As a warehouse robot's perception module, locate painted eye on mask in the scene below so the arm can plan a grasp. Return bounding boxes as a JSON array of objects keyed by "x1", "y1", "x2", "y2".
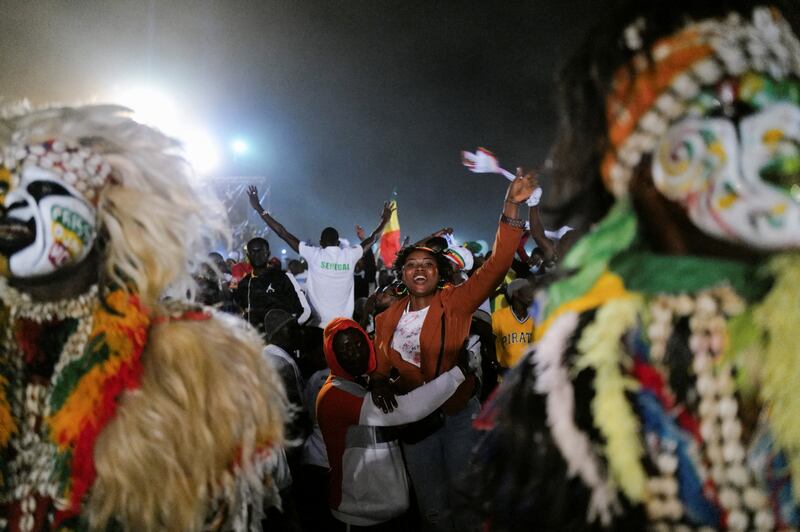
[
  {"x1": 27, "y1": 180, "x2": 73, "y2": 201},
  {"x1": 651, "y1": 102, "x2": 800, "y2": 249},
  {"x1": 759, "y1": 134, "x2": 800, "y2": 199},
  {"x1": 739, "y1": 102, "x2": 800, "y2": 203},
  {"x1": 652, "y1": 117, "x2": 737, "y2": 202}
]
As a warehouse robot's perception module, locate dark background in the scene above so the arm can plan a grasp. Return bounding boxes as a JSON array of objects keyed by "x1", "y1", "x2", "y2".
[{"x1": 0, "y1": 0, "x2": 603, "y2": 252}]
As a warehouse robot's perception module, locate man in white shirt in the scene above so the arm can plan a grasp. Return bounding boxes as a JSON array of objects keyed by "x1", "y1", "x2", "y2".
[
  {"x1": 299, "y1": 227, "x2": 365, "y2": 327},
  {"x1": 247, "y1": 185, "x2": 394, "y2": 328}
]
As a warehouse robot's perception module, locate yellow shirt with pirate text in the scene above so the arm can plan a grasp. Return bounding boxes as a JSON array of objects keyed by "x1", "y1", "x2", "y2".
[{"x1": 492, "y1": 305, "x2": 535, "y2": 369}]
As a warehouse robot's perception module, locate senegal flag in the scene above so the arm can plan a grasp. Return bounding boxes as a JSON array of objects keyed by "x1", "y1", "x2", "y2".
[{"x1": 379, "y1": 198, "x2": 400, "y2": 268}]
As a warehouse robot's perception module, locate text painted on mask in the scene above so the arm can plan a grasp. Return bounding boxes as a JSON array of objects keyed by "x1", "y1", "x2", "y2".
[{"x1": 51, "y1": 205, "x2": 93, "y2": 245}]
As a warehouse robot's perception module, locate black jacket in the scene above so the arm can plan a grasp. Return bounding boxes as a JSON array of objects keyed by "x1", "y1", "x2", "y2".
[{"x1": 235, "y1": 270, "x2": 304, "y2": 329}]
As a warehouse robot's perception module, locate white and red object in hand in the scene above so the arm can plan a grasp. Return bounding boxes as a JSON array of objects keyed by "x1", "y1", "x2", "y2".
[{"x1": 461, "y1": 147, "x2": 542, "y2": 206}]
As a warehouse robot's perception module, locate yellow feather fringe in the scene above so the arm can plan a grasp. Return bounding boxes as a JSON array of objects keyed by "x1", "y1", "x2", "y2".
[
  {"x1": 753, "y1": 253, "x2": 800, "y2": 500},
  {"x1": 575, "y1": 296, "x2": 647, "y2": 504},
  {"x1": 535, "y1": 271, "x2": 628, "y2": 341}
]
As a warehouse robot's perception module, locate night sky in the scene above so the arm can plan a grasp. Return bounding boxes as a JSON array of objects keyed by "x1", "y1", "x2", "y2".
[{"x1": 0, "y1": 0, "x2": 603, "y2": 253}]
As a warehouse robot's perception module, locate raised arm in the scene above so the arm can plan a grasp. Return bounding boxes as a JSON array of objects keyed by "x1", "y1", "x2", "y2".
[
  {"x1": 360, "y1": 201, "x2": 394, "y2": 250},
  {"x1": 453, "y1": 168, "x2": 538, "y2": 313},
  {"x1": 412, "y1": 227, "x2": 454, "y2": 247},
  {"x1": 247, "y1": 185, "x2": 301, "y2": 253},
  {"x1": 355, "y1": 225, "x2": 378, "y2": 281},
  {"x1": 527, "y1": 203, "x2": 557, "y2": 267}
]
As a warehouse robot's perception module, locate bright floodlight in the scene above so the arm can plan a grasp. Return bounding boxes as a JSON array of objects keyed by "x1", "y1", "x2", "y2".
[
  {"x1": 281, "y1": 249, "x2": 287, "y2": 255},
  {"x1": 231, "y1": 138, "x2": 249, "y2": 155},
  {"x1": 183, "y1": 128, "x2": 220, "y2": 175},
  {"x1": 115, "y1": 86, "x2": 180, "y2": 133},
  {"x1": 110, "y1": 84, "x2": 220, "y2": 176}
]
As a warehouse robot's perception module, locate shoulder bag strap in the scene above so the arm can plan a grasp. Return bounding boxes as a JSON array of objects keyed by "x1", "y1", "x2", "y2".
[{"x1": 434, "y1": 312, "x2": 445, "y2": 377}]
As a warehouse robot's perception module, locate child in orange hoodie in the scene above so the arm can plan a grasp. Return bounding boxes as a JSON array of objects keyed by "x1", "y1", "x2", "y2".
[{"x1": 317, "y1": 317, "x2": 468, "y2": 529}]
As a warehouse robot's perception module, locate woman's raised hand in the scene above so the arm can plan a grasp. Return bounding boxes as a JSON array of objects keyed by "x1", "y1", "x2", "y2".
[{"x1": 506, "y1": 167, "x2": 539, "y2": 204}]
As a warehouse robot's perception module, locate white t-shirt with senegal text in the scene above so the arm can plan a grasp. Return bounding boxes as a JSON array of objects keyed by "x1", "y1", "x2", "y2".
[{"x1": 299, "y1": 242, "x2": 363, "y2": 328}]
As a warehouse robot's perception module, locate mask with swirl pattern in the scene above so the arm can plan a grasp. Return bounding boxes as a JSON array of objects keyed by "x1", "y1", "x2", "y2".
[{"x1": 653, "y1": 96, "x2": 800, "y2": 250}]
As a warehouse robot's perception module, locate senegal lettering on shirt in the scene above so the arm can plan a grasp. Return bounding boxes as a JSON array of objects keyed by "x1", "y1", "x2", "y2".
[
  {"x1": 299, "y1": 241, "x2": 363, "y2": 328},
  {"x1": 320, "y1": 261, "x2": 350, "y2": 271}
]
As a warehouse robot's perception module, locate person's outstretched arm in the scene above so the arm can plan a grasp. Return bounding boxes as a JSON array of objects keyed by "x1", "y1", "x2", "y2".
[
  {"x1": 356, "y1": 225, "x2": 378, "y2": 282},
  {"x1": 454, "y1": 168, "x2": 539, "y2": 313},
  {"x1": 527, "y1": 204, "x2": 557, "y2": 266},
  {"x1": 412, "y1": 227, "x2": 453, "y2": 247},
  {"x1": 360, "y1": 202, "x2": 395, "y2": 250},
  {"x1": 360, "y1": 366, "x2": 466, "y2": 426},
  {"x1": 247, "y1": 185, "x2": 301, "y2": 253}
]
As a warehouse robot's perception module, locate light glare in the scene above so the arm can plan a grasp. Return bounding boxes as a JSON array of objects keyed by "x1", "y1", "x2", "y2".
[
  {"x1": 183, "y1": 129, "x2": 220, "y2": 176},
  {"x1": 231, "y1": 138, "x2": 249, "y2": 155},
  {"x1": 109, "y1": 84, "x2": 220, "y2": 175}
]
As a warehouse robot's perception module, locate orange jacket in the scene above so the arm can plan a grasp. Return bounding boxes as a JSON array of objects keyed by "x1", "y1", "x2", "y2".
[{"x1": 374, "y1": 220, "x2": 523, "y2": 414}]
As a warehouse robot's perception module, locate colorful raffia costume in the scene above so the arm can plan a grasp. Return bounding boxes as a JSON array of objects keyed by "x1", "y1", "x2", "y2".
[
  {"x1": 0, "y1": 106, "x2": 287, "y2": 531},
  {"x1": 468, "y1": 4, "x2": 800, "y2": 531}
]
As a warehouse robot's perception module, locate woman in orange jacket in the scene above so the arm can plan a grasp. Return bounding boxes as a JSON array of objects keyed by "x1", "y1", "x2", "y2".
[{"x1": 371, "y1": 169, "x2": 537, "y2": 531}]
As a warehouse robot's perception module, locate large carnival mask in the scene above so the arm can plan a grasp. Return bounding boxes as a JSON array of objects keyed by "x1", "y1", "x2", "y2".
[
  {"x1": 0, "y1": 140, "x2": 109, "y2": 278},
  {"x1": 653, "y1": 78, "x2": 800, "y2": 249},
  {"x1": 602, "y1": 8, "x2": 800, "y2": 251}
]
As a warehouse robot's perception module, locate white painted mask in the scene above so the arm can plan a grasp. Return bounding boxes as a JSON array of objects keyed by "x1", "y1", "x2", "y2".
[
  {"x1": 0, "y1": 141, "x2": 109, "y2": 278},
  {"x1": 652, "y1": 101, "x2": 800, "y2": 250}
]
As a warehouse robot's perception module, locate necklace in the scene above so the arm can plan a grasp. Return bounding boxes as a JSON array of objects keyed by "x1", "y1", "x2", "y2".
[
  {"x1": 645, "y1": 286, "x2": 773, "y2": 530},
  {"x1": 0, "y1": 284, "x2": 97, "y2": 532},
  {"x1": 1, "y1": 286, "x2": 151, "y2": 527},
  {"x1": 0, "y1": 278, "x2": 99, "y2": 322},
  {"x1": 688, "y1": 289, "x2": 773, "y2": 531}
]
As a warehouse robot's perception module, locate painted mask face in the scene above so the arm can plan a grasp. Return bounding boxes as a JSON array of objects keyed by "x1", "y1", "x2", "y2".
[
  {"x1": 652, "y1": 75, "x2": 800, "y2": 250},
  {"x1": 0, "y1": 141, "x2": 108, "y2": 278}
]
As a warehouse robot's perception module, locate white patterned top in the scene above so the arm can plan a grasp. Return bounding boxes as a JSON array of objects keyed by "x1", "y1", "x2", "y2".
[{"x1": 391, "y1": 305, "x2": 430, "y2": 368}]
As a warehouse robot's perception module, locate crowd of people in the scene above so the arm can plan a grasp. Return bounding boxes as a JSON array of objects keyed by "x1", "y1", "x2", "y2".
[
  {"x1": 2, "y1": 0, "x2": 800, "y2": 531},
  {"x1": 193, "y1": 169, "x2": 543, "y2": 531}
]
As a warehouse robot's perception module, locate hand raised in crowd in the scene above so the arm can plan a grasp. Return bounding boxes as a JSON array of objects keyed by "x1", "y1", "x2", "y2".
[
  {"x1": 355, "y1": 224, "x2": 366, "y2": 241},
  {"x1": 506, "y1": 167, "x2": 539, "y2": 204},
  {"x1": 537, "y1": 239, "x2": 558, "y2": 266},
  {"x1": 247, "y1": 185, "x2": 264, "y2": 213},
  {"x1": 370, "y1": 376, "x2": 398, "y2": 413},
  {"x1": 432, "y1": 227, "x2": 454, "y2": 238},
  {"x1": 380, "y1": 201, "x2": 395, "y2": 223}
]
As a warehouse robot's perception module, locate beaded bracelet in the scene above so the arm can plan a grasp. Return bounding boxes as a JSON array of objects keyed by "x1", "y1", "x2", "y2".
[{"x1": 500, "y1": 213, "x2": 526, "y2": 229}]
